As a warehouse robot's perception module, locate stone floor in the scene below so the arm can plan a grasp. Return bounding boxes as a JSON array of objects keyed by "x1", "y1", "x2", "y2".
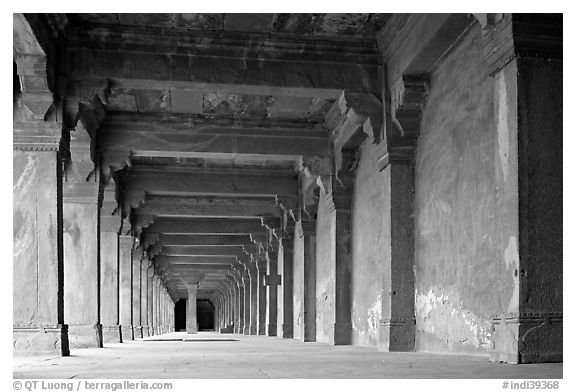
[{"x1": 13, "y1": 332, "x2": 562, "y2": 379}]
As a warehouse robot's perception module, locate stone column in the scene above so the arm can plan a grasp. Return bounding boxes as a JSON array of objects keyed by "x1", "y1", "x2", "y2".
[
  {"x1": 13, "y1": 118, "x2": 69, "y2": 355},
  {"x1": 241, "y1": 266, "x2": 251, "y2": 335},
  {"x1": 482, "y1": 14, "x2": 562, "y2": 364},
  {"x1": 154, "y1": 277, "x2": 161, "y2": 335},
  {"x1": 186, "y1": 285, "x2": 198, "y2": 334},
  {"x1": 331, "y1": 172, "x2": 354, "y2": 345},
  {"x1": 132, "y1": 249, "x2": 143, "y2": 339},
  {"x1": 256, "y1": 257, "x2": 268, "y2": 335},
  {"x1": 266, "y1": 238, "x2": 280, "y2": 336},
  {"x1": 294, "y1": 219, "x2": 317, "y2": 342},
  {"x1": 119, "y1": 235, "x2": 133, "y2": 341},
  {"x1": 248, "y1": 260, "x2": 259, "y2": 335},
  {"x1": 279, "y1": 236, "x2": 294, "y2": 338},
  {"x1": 237, "y1": 274, "x2": 245, "y2": 334},
  {"x1": 63, "y1": 168, "x2": 102, "y2": 349},
  {"x1": 140, "y1": 259, "x2": 149, "y2": 337},
  {"x1": 99, "y1": 201, "x2": 122, "y2": 344},
  {"x1": 147, "y1": 268, "x2": 154, "y2": 335}
]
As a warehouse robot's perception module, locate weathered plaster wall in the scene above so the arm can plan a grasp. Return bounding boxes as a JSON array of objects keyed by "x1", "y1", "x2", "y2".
[
  {"x1": 315, "y1": 191, "x2": 336, "y2": 344},
  {"x1": 293, "y1": 222, "x2": 305, "y2": 341},
  {"x1": 351, "y1": 141, "x2": 388, "y2": 347},
  {"x1": 415, "y1": 24, "x2": 499, "y2": 355},
  {"x1": 63, "y1": 202, "x2": 99, "y2": 325},
  {"x1": 13, "y1": 151, "x2": 60, "y2": 326}
]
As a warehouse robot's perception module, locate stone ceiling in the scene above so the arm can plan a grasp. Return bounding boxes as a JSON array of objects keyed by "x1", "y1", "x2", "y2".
[
  {"x1": 67, "y1": 13, "x2": 392, "y2": 37},
  {"x1": 29, "y1": 13, "x2": 389, "y2": 300}
]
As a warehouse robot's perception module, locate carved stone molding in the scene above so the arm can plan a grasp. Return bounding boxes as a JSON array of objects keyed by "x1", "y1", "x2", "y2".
[
  {"x1": 13, "y1": 121, "x2": 62, "y2": 152},
  {"x1": 491, "y1": 312, "x2": 563, "y2": 325},
  {"x1": 480, "y1": 13, "x2": 562, "y2": 77}
]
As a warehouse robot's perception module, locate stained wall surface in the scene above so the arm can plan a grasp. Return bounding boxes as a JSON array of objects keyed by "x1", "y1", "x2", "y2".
[
  {"x1": 414, "y1": 24, "x2": 500, "y2": 355},
  {"x1": 315, "y1": 191, "x2": 335, "y2": 344},
  {"x1": 351, "y1": 141, "x2": 389, "y2": 347},
  {"x1": 292, "y1": 222, "x2": 305, "y2": 341}
]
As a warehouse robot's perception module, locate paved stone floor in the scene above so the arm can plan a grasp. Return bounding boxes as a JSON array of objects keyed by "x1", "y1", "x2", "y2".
[{"x1": 13, "y1": 332, "x2": 562, "y2": 379}]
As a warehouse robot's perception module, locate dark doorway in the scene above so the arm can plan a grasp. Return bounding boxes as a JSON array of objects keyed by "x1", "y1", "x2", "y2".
[
  {"x1": 174, "y1": 299, "x2": 186, "y2": 331},
  {"x1": 197, "y1": 299, "x2": 215, "y2": 331}
]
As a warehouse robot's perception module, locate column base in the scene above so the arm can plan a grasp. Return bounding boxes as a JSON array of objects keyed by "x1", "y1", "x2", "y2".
[
  {"x1": 141, "y1": 325, "x2": 150, "y2": 337},
  {"x1": 303, "y1": 323, "x2": 316, "y2": 342},
  {"x1": 102, "y1": 325, "x2": 122, "y2": 344},
  {"x1": 333, "y1": 322, "x2": 352, "y2": 345},
  {"x1": 243, "y1": 325, "x2": 250, "y2": 335},
  {"x1": 120, "y1": 325, "x2": 134, "y2": 341},
  {"x1": 267, "y1": 324, "x2": 277, "y2": 336},
  {"x1": 68, "y1": 323, "x2": 102, "y2": 349},
  {"x1": 13, "y1": 324, "x2": 70, "y2": 356},
  {"x1": 282, "y1": 323, "x2": 293, "y2": 339},
  {"x1": 490, "y1": 313, "x2": 563, "y2": 364},
  {"x1": 249, "y1": 325, "x2": 257, "y2": 335},
  {"x1": 377, "y1": 318, "x2": 415, "y2": 352},
  {"x1": 220, "y1": 326, "x2": 234, "y2": 333},
  {"x1": 133, "y1": 326, "x2": 143, "y2": 339}
]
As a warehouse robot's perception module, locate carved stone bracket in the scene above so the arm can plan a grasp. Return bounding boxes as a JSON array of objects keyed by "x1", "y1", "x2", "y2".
[
  {"x1": 390, "y1": 75, "x2": 429, "y2": 139},
  {"x1": 325, "y1": 91, "x2": 382, "y2": 180}
]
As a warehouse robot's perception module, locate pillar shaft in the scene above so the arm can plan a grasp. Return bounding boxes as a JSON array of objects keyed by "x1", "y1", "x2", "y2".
[
  {"x1": 132, "y1": 250, "x2": 142, "y2": 338},
  {"x1": 119, "y1": 236, "x2": 133, "y2": 340},
  {"x1": 237, "y1": 280, "x2": 245, "y2": 334},
  {"x1": 147, "y1": 269, "x2": 154, "y2": 335},
  {"x1": 266, "y1": 241, "x2": 279, "y2": 336},
  {"x1": 186, "y1": 285, "x2": 198, "y2": 334},
  {"x1": 294, "y1": 220, "x2": 317, "y2": 342},
  {"x1": 257, "y1": 260, "x2": 267, "y2": 335},
  {"x1": 332, "y1": 173, "x2": 354, "y2": 345},
  {"x1": 377, "y1": 163, "x2": 416, "y2": 351},
  {"x1": 63, "y1": 183, "x2": 102, "y2": 349},
  {"x1": 280, "y1": 237, "x2": 294, "y2": 338},
  {"x1": 248, "y1": 264, "x2": 258, "y2": 335},
  {"x1": 242, "y1": 269, "x2": 251, "y2": 335},
  {"x1": 140, "y1": 260, "x2": 149, "y2": 337},
  {"x1": 13, "y1": 123, "x2": 69, "y2": 355},
  {"x1": 485, "y1": 14, "x2": 562, "y2": 364},
  {"x1": 100, "y1": 217, "x2": 121, "y2": 343}
]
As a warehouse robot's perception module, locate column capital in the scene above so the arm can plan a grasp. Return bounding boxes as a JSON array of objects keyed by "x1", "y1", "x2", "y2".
[
  {"x1": 100, "y1": 215, "x2": 121, "y2": 233},
  {"x1": 13, "y1": 121, "x2": 63, "y2": 152}
]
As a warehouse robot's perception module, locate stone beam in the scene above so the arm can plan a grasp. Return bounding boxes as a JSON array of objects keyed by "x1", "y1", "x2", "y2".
[
  {"x1": 65, "y1": 22, "x2": 380, "y2": 66},
  {"x1": 62, "y1": 25, "x2": 380, "y2": 94},
  {"x1": 117, "y1": 171, "x2": 298, "y2": 213},
  {"x1": 156, "y1": 255, "x2": 237, "y2": 265},
  {"x1": 98, "y1": 112, "x2": 330, "y2": 171},
  {"x1": 378, "y1": 13, "x2": 475, "y2": 86},
  {"x1": 162, "y1": 246, "x2": 245, "y2": 256},
  {"x1": 146, "y1": 235, "x2": 253, "y2": 249},
  {"x1": 134, "y1": 196, "x2": 280, "y2": 219},
  {"x1": 143, "y1": 218, "x2": 270, "y2": 235}
]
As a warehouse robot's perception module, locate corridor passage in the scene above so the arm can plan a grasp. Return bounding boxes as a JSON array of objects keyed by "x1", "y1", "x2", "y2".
[{"x1": 14, "y1": 332, "x2": 562, "y2": 379}]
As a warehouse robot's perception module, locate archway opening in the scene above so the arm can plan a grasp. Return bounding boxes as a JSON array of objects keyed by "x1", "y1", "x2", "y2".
[
  {"x1": 197, "y1": 299, "x2": 215, "y2": 331},
  {"x1": 174, "y1": 299, "x2": 187, "y2": 332}
]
